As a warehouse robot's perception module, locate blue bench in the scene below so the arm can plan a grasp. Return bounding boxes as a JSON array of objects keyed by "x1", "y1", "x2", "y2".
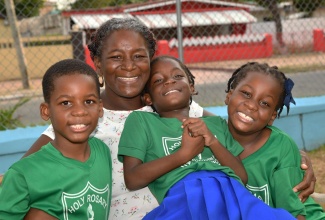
[{"x1": 1, "y1": 95, "x2": 325, "y2": 174}]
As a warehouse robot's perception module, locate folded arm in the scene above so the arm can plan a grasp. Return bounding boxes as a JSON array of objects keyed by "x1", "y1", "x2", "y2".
[{"x1": 123, "y1": 126, "x2": 205, "y2": 190}]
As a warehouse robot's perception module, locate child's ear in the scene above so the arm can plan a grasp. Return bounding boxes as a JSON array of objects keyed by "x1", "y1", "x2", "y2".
[
  {"x1": 190, "y1": 84, "x2": 198, "y2": 95},
  {"x1": 267, "y1": 110, "x2": 278, "y2": 126},
  {"x1": 225, "y1": 90, "x2": 233, "y2": 105},
  {"x1": 143, "y1": 93, "x2": 153, "y2": 106},
  {"x1": 40, "y1": 103, "x2": 50, "y2": 121}
]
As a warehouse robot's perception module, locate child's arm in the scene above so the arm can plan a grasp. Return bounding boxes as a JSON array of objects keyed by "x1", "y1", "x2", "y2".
[
  {"x1": 123, "y1": 126, "x2": 205, "y2": 190},
  {"x1": 24, "y1": 208, "x2": 58, "y2": 220},
  {"x1": 297, "y1": 215, "x2": 306, "y2": 220},
  {"x1": 182, "y1": 118, "x2": 248, "y2": 184}
]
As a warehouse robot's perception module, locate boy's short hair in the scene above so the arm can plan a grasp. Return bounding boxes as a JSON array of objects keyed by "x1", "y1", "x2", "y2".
[{"x1": 42, "y1": 59, "x2": 100, "y2": 103}]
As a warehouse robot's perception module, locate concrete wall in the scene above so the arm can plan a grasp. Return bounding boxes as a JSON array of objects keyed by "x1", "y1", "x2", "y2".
[{"x1": 1, "y1": 95, "x2": 325, "y2": 174}]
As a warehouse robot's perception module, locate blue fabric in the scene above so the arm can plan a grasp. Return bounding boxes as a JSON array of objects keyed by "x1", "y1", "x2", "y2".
[{"x1": 143, "y1": 170, "x2": 295, "y2": 220}]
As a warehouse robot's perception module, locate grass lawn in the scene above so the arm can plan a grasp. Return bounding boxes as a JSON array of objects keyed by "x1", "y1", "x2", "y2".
[{"x1": 309, "y1": 145, "x2": 325, "y2": 194}]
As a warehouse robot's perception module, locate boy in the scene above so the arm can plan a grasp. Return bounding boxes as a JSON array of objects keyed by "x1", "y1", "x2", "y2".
[{"x1": 0, "y1": 59, "x2": 112, "y2": 219}]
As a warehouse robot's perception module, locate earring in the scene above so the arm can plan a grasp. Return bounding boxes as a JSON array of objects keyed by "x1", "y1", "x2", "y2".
[{"x1": 99, "y1": 75, "x2": 104, "y2": 87}]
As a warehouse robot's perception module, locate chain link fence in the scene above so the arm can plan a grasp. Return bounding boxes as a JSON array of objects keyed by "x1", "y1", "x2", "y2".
[{"x1": 0, "y1": 0, "x2": 325, "y2": 129}]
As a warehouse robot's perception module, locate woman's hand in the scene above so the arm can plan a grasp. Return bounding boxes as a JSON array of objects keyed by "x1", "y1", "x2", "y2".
[{"x1": 293, "y1": 150, "x2": 316, "y2": 202}]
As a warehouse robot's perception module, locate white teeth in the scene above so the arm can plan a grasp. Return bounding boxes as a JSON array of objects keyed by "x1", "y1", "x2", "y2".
[
  {"x1": 164, "y1": 90, "x2": 178, "y2": 95},
  {"x1": 71, "y1": 124, "x2": 86, "y2": 129},
  {"x1": 238, "y1": 112, "x2": 253, "y2": 122},
  {"x1": 118, "y1": 77, "x2": 138, "y2": 81}
]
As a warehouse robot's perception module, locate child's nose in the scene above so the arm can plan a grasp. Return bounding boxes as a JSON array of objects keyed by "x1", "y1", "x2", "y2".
[
  {"x1": 164, "y1": 78, "x2": 176, "y2": 86},
  {"x1": 244, "y1": 99, "x2": 258, "y2": 111},
  {"x1": 71, "y1": 105, "x2": 88, "y2": 116}
]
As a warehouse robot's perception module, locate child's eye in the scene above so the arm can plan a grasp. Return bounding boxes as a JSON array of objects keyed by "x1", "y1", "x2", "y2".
[
  {"x1": 260, "y1": 101, "x2": 270, "y2": 107},
  {"x1": 241, "y1": 91, "x2": 251, "y2": 98},
  {"x1": 85, "y1": 100, "x2": 95, "y2": 105},
  {"x1": 61, "y1": 101, "x2": 70, "y2": 106},
  {"x1": 153, "y1": 78, "x2": 162, "y2": 84},
  {"x1": 174, "y1": 74, "x2": 184, "y2": 79}
]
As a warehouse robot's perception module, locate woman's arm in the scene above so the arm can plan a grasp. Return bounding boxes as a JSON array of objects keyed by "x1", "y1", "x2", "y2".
[
  {"x1": 22, "y1": 135, "x2": 52, "y2": 158},
  {"x1": 293, "y1": 150, "x2": 316, "y2": 202},
  {"x1": 123, "y1": 126, "x2": 205, "y2": 190}
]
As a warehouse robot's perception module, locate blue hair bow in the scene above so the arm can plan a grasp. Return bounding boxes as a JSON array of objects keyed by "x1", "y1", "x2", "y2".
[{"x1": 283, "y1": 78, "x2": 296, "y2": 115}]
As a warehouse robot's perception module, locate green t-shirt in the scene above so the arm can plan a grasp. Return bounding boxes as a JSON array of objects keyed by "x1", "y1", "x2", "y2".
[
  {"x1": 243, "y1": 126, "x2": 325, "y2": 219},
  {"x1": 0, "y1": 137, "x2": 112, "y2": 220},
  {"x1": 118, "y1": 111, "x2": 243, "y2": 203}
]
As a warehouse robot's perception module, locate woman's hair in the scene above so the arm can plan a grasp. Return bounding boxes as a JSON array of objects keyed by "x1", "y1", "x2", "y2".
[
  {"x1": 88, "y1": 17, "x2": 157, "y2": 60},
  {"x1": 42, "y1": 59, "x2": 100, "y2": 103},
  {"x1": 225, "y1": 62, "x2": 295, "y2": 117}
]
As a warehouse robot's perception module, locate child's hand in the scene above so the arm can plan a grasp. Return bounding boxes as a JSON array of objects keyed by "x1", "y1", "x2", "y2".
[
  {"x1": 180, "y1": 124, "x2": 205, "y2": 160},
  {"x1": 182, "y1": 118, "x2": 217, "y2": 147}
]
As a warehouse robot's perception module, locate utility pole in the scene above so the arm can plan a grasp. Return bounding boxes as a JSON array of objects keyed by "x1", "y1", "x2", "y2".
[
  {"x1": 5, "y1": 0, "x2": 30, "y2": 89},
  {"x1": 176, "y1": 0, "x2": 184, "y2": 62}
]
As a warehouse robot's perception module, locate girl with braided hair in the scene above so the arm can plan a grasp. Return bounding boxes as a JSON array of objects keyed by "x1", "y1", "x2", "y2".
[
  {"x1": 225, "y1": 62, "x2": 325, "y2": 219},
  {"x1": 118, "y1": 56, "x2": 296, "y2": 219}
]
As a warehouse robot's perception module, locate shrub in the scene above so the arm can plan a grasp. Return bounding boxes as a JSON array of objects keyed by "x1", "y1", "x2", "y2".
[{"x1": 0, "y1": 97, "x2": 30, "y2": 130}]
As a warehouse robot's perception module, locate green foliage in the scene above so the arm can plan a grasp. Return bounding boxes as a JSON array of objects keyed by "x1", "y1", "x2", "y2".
[
  {"x1": 293, "y1": 0, "x2": 323, "y2": 16},
  {"x1": 0, "y1": 97, "x2": 30, "y2": 131},
  {"x1": 71, "y1": 0, "x2": 148, "y2": 9},
  {"x1": 0, "y1": 0, "x2": 44, "y2": 18}
]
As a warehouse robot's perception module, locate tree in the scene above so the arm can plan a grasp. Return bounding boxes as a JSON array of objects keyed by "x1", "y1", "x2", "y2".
[
  {"x1": 255, "y1": 0, "x2": 285, "y2": 47},
  {"x1": 293, "y1": 0, "x2": 323, "y2": 17},
  {"x1": 71, "y1": 0, "x2": 148, "y2": 9},
  {"x1": 0, "y1": 0, "x2": 44, "y2": 18}
]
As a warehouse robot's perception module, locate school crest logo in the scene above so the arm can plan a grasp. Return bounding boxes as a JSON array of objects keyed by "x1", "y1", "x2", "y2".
[
  {"x1": 246, "y1": 184, "x2": 270, "y2": 205},
  {"x1": 161, "y1": 136, "x2": 218, "y2": 166},
  {"x1": 61, "y1": 181, "x2": 110, "y2": 220}
]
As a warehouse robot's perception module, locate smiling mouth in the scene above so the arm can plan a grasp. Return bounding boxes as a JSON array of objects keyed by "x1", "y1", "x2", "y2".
[
  {"x1": 118, "y1": 76, "x2": 138, "y2": 82},
  {"x1": 164, "y1": 90, "x2": 179, "y2": 96},
  {"x1": 70, "y1": 124, "x2": 88, "y2": 132},
  {"x1": 238, "y1": 112, "x2": 253, "y2": 122}
]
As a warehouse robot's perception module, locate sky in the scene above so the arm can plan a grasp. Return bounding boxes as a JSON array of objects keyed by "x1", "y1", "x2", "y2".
[{"x1": 48, "y1": 0, "x2": 76, "y2": 10}]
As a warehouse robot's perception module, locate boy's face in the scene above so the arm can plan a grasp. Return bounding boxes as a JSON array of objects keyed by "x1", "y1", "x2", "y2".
[
  {"x1": 40, "y1": 74, "x2": 103, "y2": 145},
  {"x1": 225, "y1": 71, "x2": 280, "y2": 135},
  {"x1": 144, "y1": 58, "x2": 194, "y2": 113}
]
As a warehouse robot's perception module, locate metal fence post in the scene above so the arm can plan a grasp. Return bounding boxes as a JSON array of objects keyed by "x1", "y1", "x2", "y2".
[
  {"x1": 176, "y1": 0, "x2": 184, "y2": 62},
  {"x1": 71, "y1": 30, "x2": 86, "y2": 62}
]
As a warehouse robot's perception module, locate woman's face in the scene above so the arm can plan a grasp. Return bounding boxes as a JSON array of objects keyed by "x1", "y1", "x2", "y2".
[{"x1": 95, "y1": 29, "x2": 151, "y2": 100}]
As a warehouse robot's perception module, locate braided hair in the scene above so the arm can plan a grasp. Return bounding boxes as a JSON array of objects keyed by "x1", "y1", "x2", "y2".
[
  {"x1": 88, "y1": 17, "x2": 157, "y2": 61},
  {"x1": 225, "y1": 62, "x2": 294, "y2": 117},
  {"x1": 144, "y1": 55, "x2": 198, "y2": 111}
]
